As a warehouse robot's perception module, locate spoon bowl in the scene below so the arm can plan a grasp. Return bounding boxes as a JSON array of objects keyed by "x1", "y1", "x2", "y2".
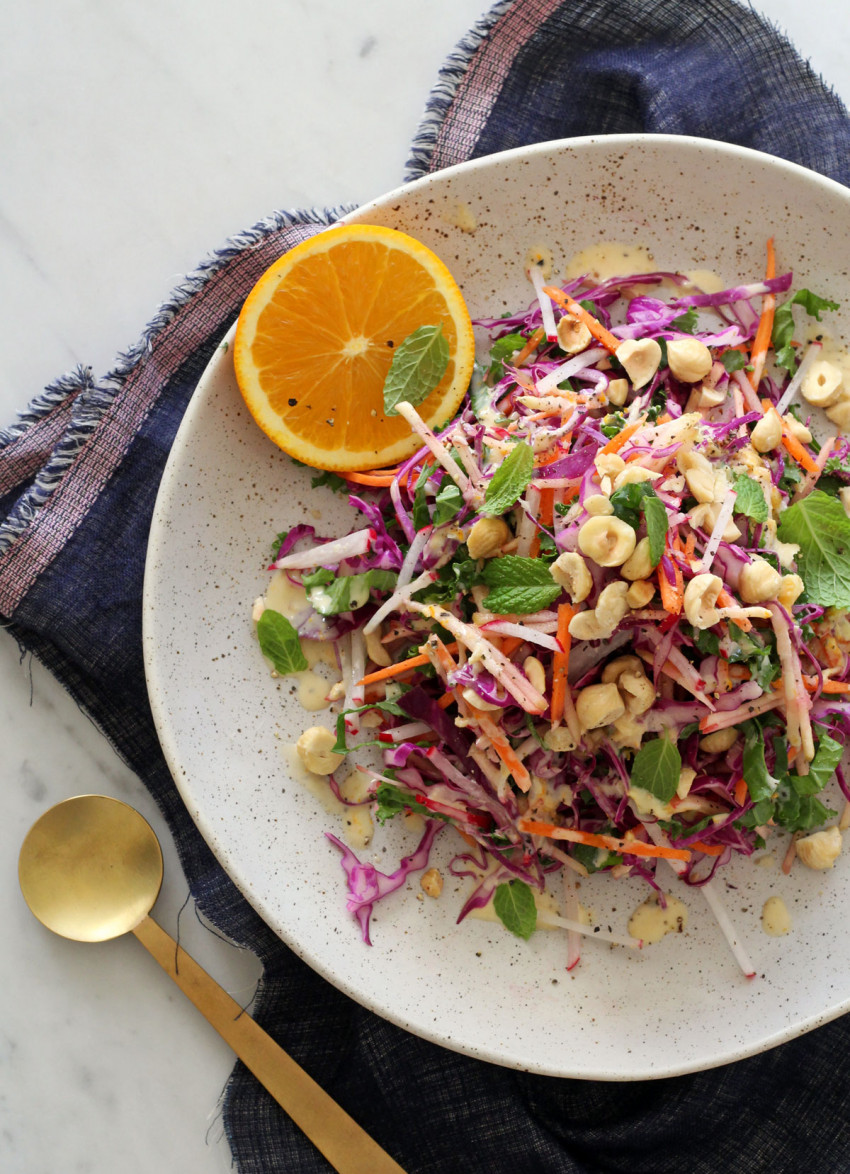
[
  {"x1": 18, "y1": 794, "x2": 405, "y2": 1174},
  {"x1": 18, "y1": 794, "x2": 163, "y2": 942}
]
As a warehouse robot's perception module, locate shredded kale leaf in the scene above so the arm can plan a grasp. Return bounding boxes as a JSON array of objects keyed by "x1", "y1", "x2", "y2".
[{"x1": 772, "y1": 289, "x2": 840, "y2": 376}]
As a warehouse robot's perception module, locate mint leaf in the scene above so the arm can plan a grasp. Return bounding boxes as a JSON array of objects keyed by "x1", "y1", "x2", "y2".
[
  {"x1": 778, "y1": 461, "x2": 803, "y2": 497},
  {"x1": 256, "y1": 609, "x2": 308, "y2": 674},
  {"x1": 482, "y1": 552, "x2": 562, "y2": 609},
  {"x1": 383, "y1": 324, "x2": 449, "y2": 415},
  {"x1": 304, "y1": 569, "x2": 398, "y2": 616},
  {"x1": 642, "y1": 492, "x2": 669, "y2": 567},
  {"x1": 610, "y1": 481, "x2": 652, "y2": 529},
  {"x1": 731, "y1": 473, "x2": 768, "y2": 524},
  {"x1": 721, "y1": 349, "x2": 748, "y2": 373},
  {"x1": 610, "y1": 482, "x2": 667, "y2": 566},
  {"x1": 776, "y1": 490, "x2": 850, "y2": 607},
  {"x1": 483, "y1": 555, "x2": 556, "y2": 588},
  {"x1": 493, "y1": 879, "x2": 537, "y2": 939},
  {"x1": 482, "y1": 441, "x2": 534, "y2": 515},
  {"x1": 772, "y1": 289, "x2": 840, "y2": 376},
  {"x1": 630, "y1": 737, "x2": 682, "y2": 803},
  {"x1": 483, "y1": 583, "x2": 562, "y2": 614},
  {"x1": 741, "y1": 721, "x2": 779, "y2": 802}
]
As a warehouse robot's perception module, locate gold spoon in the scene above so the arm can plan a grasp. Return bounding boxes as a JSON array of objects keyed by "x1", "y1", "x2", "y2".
[{"x1": 18, "y1": 794, "x2": 405, "y2": 1174}]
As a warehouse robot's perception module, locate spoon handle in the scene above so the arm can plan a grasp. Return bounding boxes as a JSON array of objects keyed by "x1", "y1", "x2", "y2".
[{"x1": 132, "y1": 914, "x2": 406, "y2": 1174}]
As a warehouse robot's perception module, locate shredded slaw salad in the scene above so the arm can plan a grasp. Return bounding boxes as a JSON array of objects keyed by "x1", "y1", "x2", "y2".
[{"x1": 255, "y1": 240, "x2": 850, "y2": 974}]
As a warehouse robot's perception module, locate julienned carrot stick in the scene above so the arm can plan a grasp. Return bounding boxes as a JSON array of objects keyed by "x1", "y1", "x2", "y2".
[
  {"x1": 717, "y1": 586, "x2": 752, "y2": 633},
  {"x1": 748, "y1": 237, "x2": 776, "y2": 391},
  {"x1": 690, "y1": 840, "x2": 726, "y2": 857},
  {"x1": 428, "y1": 636, "x2": 458, "y2": 677},
  {"x1": 455, "y1": 827, "x2": 479, "y2": 850},
  {"x1": 550, "y1": 603, "x2": 574, "y2": 723},
  {"x1": 518, "y1": 818, "x2": 692, "y2": 862},
  {"x1": 599, "y1": 420, "x2": 642, "y2": 456},
  {"x1": 513, "y1": 326, "x2": 546, "y2": 367},
  {"x1": 542, "y1": 285, "x2": 621, "y2": 353},
  {"x1": 471, "y1": 708, "x2": 531, "y2": 792},
  {"x1": 358, "y1": 642, "x2": 459, "y2": 686},
  {"x1": 781, "y1": 428, "x2": 820, "y2": 474},
  {"x1": 527, "y1": 485, "x2": 555, "y2": 559},
  {"x1": 494, "y1": 635, "x2": 525, "y2": 657},
  {"x1": 524, "y1": 408, "x2": 568, "y2": 423},
  {"x1": 657, "y1": 559, "x2": 683, "y2": 614},
  {"x1": 803, "y1": 676, "x2": 850, "y2": 694},
  {"x1": 343, "y1": 469, "x2": 399, "y2": 487},
  {"x1": 538, "y1": 486, "x2": 556, "y2": 528},
  {"x1": 759, "y1": 395, "x2": 820, "y2": 474},
  {"x1": 734, "y1": 777, "x2": 748, "y2": 807}
]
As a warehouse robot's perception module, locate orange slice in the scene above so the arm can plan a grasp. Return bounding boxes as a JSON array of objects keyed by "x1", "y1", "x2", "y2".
[{"x1": 233, "y1": 223, "x2": 475, "y2": 471}]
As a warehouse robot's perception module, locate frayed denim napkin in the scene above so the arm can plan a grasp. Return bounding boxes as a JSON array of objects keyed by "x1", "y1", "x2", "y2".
[{"x1": 5, "y1": 1, "x2": 850, "y2": 1171}]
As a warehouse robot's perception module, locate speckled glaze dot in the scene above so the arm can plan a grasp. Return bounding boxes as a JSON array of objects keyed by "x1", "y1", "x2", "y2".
[{"x1": 143, "y1": 134, "x2": 850, "y2": 1080}]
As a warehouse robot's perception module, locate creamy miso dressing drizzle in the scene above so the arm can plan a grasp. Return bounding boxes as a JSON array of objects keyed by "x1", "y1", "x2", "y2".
[
  {"x1": 525, "y1": 244, "x2": 555, "y2": 280},
  {"x1": 564, "y1": 242, "x2": 657, "y2": 283},
  {"x1": 761, "y1": 895, "x2": 792, "y2": 936},
  {"x1": 258, "y1": 570, "x2": 376, "y2": 845},
  {"x1": 442, "y1": 200, "x2": 478, "y2": 233},
  {"x1": 282, "y1": 745, "x2": 374, "y2": 851},
  {"x1": 563, "y1": 242, "x2": 724, "y2": 295},
  {"x1": 627, "y1": 892, "x2": 688, "y2": 944},
  {"x1": 685, "y1": 268, "x2": 726, "y2": 294}
]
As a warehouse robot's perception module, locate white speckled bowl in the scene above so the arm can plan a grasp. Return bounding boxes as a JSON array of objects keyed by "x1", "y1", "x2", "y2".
[{"x1": 143, "y1": 135, "x2": 850, "y2": 1079}]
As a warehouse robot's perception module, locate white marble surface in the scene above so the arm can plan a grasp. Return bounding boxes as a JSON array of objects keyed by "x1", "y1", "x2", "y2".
[{"x1": 1, "y1": 2, "x2": 848, "y2": 1172}]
